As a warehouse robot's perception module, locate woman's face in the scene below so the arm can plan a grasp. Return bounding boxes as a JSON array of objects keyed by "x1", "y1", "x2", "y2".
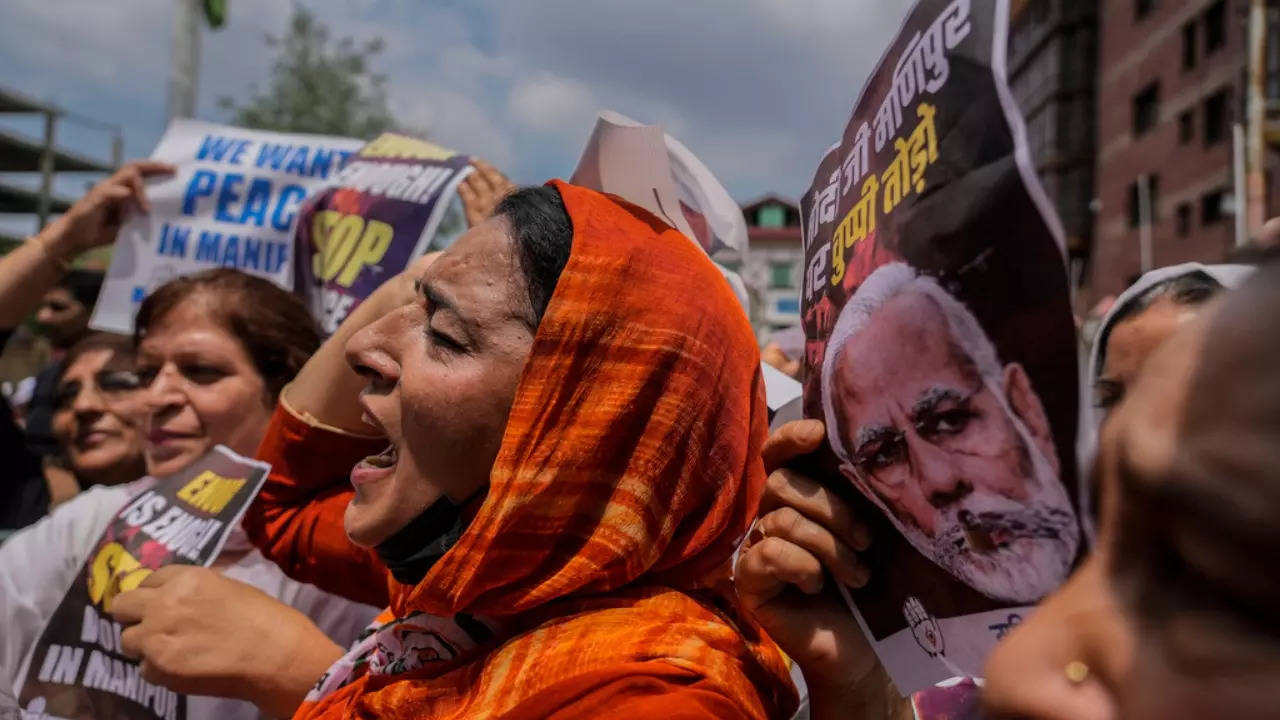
[
  {"x1": 136, "y1": 296, "x2": 272, "y2": 478},
  {"x1": 52, "y1": 345, "x2": 146, "y2": 482},
  {"x1": 1094, "y1": 294, "x2": 1202, "y2": 414},
  {"x1": 343, "y1": 217, "x2": 536, "y2": 547},
  {"x1": 983, "y1": 314, "x2": 1210, "y2": 720}
]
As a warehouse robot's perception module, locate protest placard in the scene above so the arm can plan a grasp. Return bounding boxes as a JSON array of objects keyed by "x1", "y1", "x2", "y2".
[
  {"x1": 293, "y1": 133, "x2": 473, "y2": 333},
  {"x1": 797, "y1": 0, "x2": 1081, "y2": 693},
  {"x1": 17, "y1": 447, "x2": 269, "y2": 720},
  {"x1": 571, "y1": 110, "x2": 749, "y2": 258},
  {"x1": 89, "y1": 120, "x2": 363, "y2": 334}
]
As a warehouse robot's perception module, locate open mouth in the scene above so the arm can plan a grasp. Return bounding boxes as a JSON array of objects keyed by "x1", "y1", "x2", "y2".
[
  {"x1": 364, "y1": 444, "x2": 398, "y2": 468},
  {"x1": 351, "y1": 443, "x2": 398, "y2": 486},
  {"x1": 958, "y1": 510, "x2": 1011, "y2": 554}
]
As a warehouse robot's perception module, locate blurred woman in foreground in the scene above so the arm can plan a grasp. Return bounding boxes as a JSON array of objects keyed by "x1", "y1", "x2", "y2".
[
  {"x1": 242, "y1": 181, "x2": 797, "y2": 719},
  {"x1": 735, "y1": 263, "x2": 1280, "y2": 719}
]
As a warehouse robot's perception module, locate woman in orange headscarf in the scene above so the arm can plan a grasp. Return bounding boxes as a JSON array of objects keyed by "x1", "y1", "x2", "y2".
[{"x1": 238, "y1": 181, "x2": 797, "y2": 719}]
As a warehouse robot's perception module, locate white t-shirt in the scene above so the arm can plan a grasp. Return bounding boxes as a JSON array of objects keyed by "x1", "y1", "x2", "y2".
[{"x1": 0, "y1": 478, "x2": 379, "y2": 719}]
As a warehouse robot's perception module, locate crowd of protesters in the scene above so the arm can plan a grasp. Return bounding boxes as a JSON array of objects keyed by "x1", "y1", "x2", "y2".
[{"x1": 0, "y1": 139, "x2": 1276, "y2": 720}]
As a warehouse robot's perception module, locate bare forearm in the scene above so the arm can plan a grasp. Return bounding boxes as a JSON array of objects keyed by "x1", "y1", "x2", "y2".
[
  {"x1": 284, "y1": 267, "x2": 420, "y2": 434},
  {"x1": 284, "y1": 292, "x2": 395, "y2": 433},
  {"x1": 809, "y1": 663, "x2": 913, "y2": 720},
  {"x1": 0, "y1": 224, "x2": 74, "y2": 330},
  {"x1": 245, "y1": 632, "x2": 343, "y2": 719}
]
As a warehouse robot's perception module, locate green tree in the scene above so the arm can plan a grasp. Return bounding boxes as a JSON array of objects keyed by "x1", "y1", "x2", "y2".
[{"x1": 219, "y1": 6, "x2": 394, "y2": 137}]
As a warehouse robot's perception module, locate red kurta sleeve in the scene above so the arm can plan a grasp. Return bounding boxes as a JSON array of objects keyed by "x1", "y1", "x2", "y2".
[
  {"x1": 245, "y1": 396, "x2": 392, "y2": 608},
  {"x1": 504, "y1": 664, "x2": 759, "y2": 720}
]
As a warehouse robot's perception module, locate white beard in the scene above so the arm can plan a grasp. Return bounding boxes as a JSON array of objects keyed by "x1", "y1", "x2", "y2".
[{"x1": 890, "y1": 440, "x2": 1081, "y2": 604}]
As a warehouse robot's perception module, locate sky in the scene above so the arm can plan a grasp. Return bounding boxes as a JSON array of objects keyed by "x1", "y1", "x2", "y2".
[{"x1": 0, "y1": 0, "x2": 910, "y2": 230}]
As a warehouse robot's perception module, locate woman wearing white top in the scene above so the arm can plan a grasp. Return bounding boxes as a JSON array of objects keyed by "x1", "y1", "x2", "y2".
[{"x1": 0, "y1": 167, "x2": 378, "y2": 719}]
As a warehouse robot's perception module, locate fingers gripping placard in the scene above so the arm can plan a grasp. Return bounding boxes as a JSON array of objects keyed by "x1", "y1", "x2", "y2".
[{"x1": 17, "y1": 447, "x2": 270, "y2": 720}]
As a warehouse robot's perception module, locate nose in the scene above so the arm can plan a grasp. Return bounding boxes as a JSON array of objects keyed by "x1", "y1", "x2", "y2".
[
  {"x1": 70, "y1": 383, "x2": 106, "y2": 415},
  {"x1": 143, "y1": 364, "x2": 187, "y2": 411},
  {"x1": 904, "y1": 435, "x2": 973, "y2": 535},
  {"x1": 345, "y1": 313, "x2": 402, "y2": 392}
]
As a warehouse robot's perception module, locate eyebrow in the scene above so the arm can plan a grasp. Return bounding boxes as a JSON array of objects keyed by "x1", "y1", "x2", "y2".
[
  {"x1": 419, "y1": 278, "x2": 464, "y2": 322},
  {"x1": 911, "y1": 386, "x2": 970, "y2": 419},
  {"x1": 853, "y1": 424, "x2": 899, "y2": 455}
]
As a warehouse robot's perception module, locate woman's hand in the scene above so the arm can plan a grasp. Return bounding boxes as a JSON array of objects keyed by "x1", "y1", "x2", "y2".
[
  {"x1": 736, "y1": 419, "x2": 904, "y2": 719},
  {"x1": 0, "y1": 160, "x2": 174, "y2": 331},
  {"x1": 36, "y1": 160, "x2": 174, "y2": 258},
  {"x1": 457, "y1": 159, "x2": 514, "y2": 227},
  {"x1": 111, "y1": 565, "x2": 343, "y2": 718}
]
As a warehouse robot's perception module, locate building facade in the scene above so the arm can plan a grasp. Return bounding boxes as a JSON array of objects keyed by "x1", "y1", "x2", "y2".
[
  {"x1": 720, "y1": 194, "x2": 804, "y2": 343},
  {"x1": 1093, "y1": 0, "x2": 1278, "y2": 300},
  {"x1": 1008, "y1": 0, "x2": 1100, "y2": 293}
]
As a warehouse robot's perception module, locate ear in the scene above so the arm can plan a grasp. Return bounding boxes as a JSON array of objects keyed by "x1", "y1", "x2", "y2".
[{"x1": 1003, "y1": 362, "x2": 1059, "y2": 476}]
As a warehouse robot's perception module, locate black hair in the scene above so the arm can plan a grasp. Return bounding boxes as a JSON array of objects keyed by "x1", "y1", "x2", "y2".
[
  {"x1": 56, "y1": 270, "x2": 105, "y2": 309},
  {"x1": 1096, "y1": 270, "x2": 1223, "y2": 373},
  {"x1": 493, "y1": 186, "x2": 573, "y2": 327}
]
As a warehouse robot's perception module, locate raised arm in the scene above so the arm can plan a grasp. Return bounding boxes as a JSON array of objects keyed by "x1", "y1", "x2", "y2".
[
  {"x1": 244, "y1": 157, "x2": 506, "y2": 605},
  {"x1": 244, "y1": 255, "x2": 437, "y2": 608},
  {"x1": 0, "y1": 161, "x2": 172, "y2": 331}
]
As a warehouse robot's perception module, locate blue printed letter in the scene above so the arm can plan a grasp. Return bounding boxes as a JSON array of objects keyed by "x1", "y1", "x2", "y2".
[
  {"x1": 215, "y1": 173, "x2": 245, "y2": 224},
  {"x1": 182, "y1": 171, "x2": 217, "y2": 215},
  {"x1": 271, "y1": 184, "x2": 306, "y2": 231}
]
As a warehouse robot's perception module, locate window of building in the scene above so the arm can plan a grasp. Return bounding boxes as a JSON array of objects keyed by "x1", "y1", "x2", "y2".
[
  {"x1": 756, "y1": 204, "x2": 787, "y2": 229},
  {"x1": 769, "y1": 262, "x2": 793, "y2": 289},
  {"x1": 1132, "y1": 83, "x2": 1160, "y2": 137},
  {"x1": 1203, "y1": 89, "x2": 1229, "y2": 146},
  {"x1": 1204, "y1": 1, "x2": 1227, "y2": 54},
  {"x1": 1176, "y1": 202, "x2": 1193, "y2": 235},
  {"x1": 1127, "y1": 175, "x2": 1160, "y2": 228},
  {"x1": 773, "y1": 296, "x2": 800, "y2": 316},
  {"x1": 1182, "y1": 22, "x2": 1198, "y2": 70},
  {"x1": 1202, "y1": 189, "x2": 1227, "y2": 224},
  {"x1": 1178, "y1": 110, "x2": 1195, "y2": 143},
  {"x1": 1135, "y1": 0, "x2": 1157, "y2": 21}
]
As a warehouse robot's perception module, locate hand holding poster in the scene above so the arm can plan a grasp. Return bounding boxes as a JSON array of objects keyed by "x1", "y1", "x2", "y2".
[
  {"x1": 90, "y1": 120, "x2": 363, "y2": 334},
  {"x1": 17, "y1": 447, "x2": 269, "y2": 720},
  {"x1": 293, "y1": 133, "x2": 473, "y2": 333},
  {"x1": 798, "y1": 0, "x2": 1080, "y2": 693}
]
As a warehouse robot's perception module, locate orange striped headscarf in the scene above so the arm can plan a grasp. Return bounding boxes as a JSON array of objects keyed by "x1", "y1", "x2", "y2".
[{"x1": 297, "y1": 181, "x2": 796, "y2": 720}]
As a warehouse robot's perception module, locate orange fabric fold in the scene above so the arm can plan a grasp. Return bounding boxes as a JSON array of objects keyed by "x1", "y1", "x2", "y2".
[{"x1": 255, "y1": 180, "x2": 796, "y2": 719}]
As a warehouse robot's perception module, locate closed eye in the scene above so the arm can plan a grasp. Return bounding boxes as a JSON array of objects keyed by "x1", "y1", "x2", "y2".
[{"x1": 428, "y1": 327, "x2": 465, "y2": 352}]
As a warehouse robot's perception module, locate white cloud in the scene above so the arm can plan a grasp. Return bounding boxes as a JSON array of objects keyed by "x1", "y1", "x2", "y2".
[
  {"x1": 2, "y1": 1, "x2": 913, "y2": 199},
  {"x1": 508, "y1": 74, "x2": 597, "y2": 134},
  {"x1": 392, "y1": 89, "x2": 515, "y2": 170}
]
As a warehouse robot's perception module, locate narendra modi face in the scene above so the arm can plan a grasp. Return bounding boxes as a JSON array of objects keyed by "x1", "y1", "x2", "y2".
[{"x1": 823, "y1": 264, "x2": 1079, "y2": 603}]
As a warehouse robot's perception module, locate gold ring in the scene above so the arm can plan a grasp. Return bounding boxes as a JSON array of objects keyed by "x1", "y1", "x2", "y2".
[{"x1": 1064, "y1": 660, "x2": 1089, "y2": 685}]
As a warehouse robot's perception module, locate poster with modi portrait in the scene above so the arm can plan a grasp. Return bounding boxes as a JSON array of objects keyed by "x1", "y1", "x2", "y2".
[{"x1": 797, "y1": 0, "x2": 1082, "y2": 694}]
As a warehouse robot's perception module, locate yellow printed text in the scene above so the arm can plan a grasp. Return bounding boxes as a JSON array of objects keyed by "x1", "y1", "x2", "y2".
[
  {"x1": 311, "y1": 211, "x2": 394, "y2": 288},
  {"x1": 176, "y1": 471, "x2": 247, "y2": 515}
]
